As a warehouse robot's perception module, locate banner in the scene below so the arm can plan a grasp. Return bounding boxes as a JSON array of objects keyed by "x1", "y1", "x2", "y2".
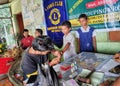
[
  {"x1": 43, "y1": 0, "x2": 68, "y2": 48},
  {"x1": 66, "y1": 0, "x2": 120, "y2": 29}
]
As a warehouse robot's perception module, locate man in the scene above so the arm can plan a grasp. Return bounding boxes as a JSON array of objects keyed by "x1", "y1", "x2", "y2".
[
  {"x1": 35, "y1": 29, "x2": 43, "y2": 37},
  {"x1": 21, "y1": 29, "x2": 34, "y2": 50}
]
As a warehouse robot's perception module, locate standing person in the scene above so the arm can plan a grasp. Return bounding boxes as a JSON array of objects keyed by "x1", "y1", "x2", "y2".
[
  {"x1": 35, "y1": 29, "x2": 43, "y2": 37},
  {"x1": 21, "y1": 29, "x2": 34, "y2": 50},
  {"x1": 76, "y1": 14, "x2": 96, "y2": 53},
  {"x1": 61, "y1": 21, "x2": 76, "y2": 60}
]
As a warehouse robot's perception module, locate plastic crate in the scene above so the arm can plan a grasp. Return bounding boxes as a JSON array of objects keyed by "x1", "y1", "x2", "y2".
[{"x1": 0, "y1": 58, "x2": 13, "y2": 74}]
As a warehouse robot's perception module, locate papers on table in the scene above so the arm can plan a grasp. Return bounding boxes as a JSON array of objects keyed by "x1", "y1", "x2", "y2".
[
  {"x1": 75, "y1": 69, "x2": 104, "y2": 86},
  {"x1": 98, "y1": 59, "x2": 120, "y2": 77}
]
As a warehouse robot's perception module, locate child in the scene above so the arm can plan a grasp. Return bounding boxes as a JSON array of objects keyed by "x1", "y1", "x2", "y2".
[
  {"x1": 21, "y1": 29, "x2": 34, "y2": 50},
  {"x1": 61, "y1": 21, "x2": 76, "y2": 60},
  {"x1": 35, "y1": 28, "x2": 43, "y2": 37},
  {"x1": 76, "y1": 14, "x2": 96, "y2": 53}
]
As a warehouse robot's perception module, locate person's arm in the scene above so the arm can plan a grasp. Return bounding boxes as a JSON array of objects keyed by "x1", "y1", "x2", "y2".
[
  {"x1": 61, "y1": 42, "x2": 71, "y2": 55},
  {"x1": 92, "y1": 30, "x2": 97, "y2": 52},
  {"x1": 113, "y1": 53, "x2": 120, "y2": 62},
  {"x1": 29, "y1": 47, "x2": 50, "y2": 55},
  {"x1": 112, "y1": 77, "x2": 120, "y2": 86},
  {"x1": 51, "y1": 50, "x2": 61, "y2": 59},
  {"x1": 75, "y1": 31, "x2": 80, "y2": 53},
  {"x1": 77, "y1": 38, "x2": 80, "y2": 53},
  {"x1": 49, "y1": 50, "x2": 61, "y2": 66},
  {"x1": 20, "y1": 40, "x2": 22, "y2": 47},
  {"x1": 93, "y1": 36, "x2": 97, "y2": 52},
  {"x1": 36, "y1": 50, "x2": 50, "y2": 55}
]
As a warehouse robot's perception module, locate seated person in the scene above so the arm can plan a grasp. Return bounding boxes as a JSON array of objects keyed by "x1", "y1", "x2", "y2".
[
  {"x1": 61, "y1": 21, "x2": 76, "y2": 60},
  {"x1": 21, "y1": 36, "x2": 61, "y2": 86},
  {"x1": 21, "y1": 29, "x2": 34, "y2": 50}
]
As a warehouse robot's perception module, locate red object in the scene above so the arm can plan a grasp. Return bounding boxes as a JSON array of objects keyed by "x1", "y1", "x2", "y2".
[
  {"x1": 21, "y1": 36, "x2": 34, "y2": 49},
  {"x1": 60, "y1": 65, "x2": 71, "y2": 71},
  {"x1": 0, "y1": 58, "x2": 13, "y2": 74},
  {"x1": 58, "y1": 73, "x2": 62, "y2": 79},
  {"x1": 86, "y1": 0, "x2": 118, "y2": 9}
]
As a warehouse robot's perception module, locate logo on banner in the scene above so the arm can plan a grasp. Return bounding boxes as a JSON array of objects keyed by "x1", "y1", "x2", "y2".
[{"x1": 49, "y1": 8, "x2": 61, "y2": 25}]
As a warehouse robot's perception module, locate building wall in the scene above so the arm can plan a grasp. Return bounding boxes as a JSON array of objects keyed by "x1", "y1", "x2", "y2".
[
  {"x1": 11, "y1": 0, "x2": 22, "y2": 34},
  {"x1": 96, "y1": 31, "x2": 120, "y2": 54},
  {"x1": 21, "y1": 0, "x2": 46, "y2": 36}
]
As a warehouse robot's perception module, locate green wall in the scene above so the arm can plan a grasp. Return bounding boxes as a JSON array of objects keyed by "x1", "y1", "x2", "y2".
[{"x1": 96, "y1": 31, "x2": 120, "y2": 54}]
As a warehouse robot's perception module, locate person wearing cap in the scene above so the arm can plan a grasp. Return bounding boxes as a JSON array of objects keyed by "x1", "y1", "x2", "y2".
[{"x1": 21, "y1": 36, "x2": 61, "y2": 86}]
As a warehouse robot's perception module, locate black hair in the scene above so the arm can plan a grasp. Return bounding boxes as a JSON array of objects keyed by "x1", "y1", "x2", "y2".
[
  {"x1": 78, "y1": 14, "x2": 88, "y2": 20},
  {"x1": 23, "y1": 29, "x2": 29, "y2": 33},
  {"x1": 62, "y1": 21, "x2": 71, "y2": 28},
  {"x1": 32, "y1": 36, "x2": 54, "y2": 51},
  {"x1": 36, "y1": 29, "x2": 43, "y2": 35}
]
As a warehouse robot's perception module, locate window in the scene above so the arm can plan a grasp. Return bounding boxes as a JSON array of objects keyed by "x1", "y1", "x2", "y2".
[{"x1": 0, "y1": 4, "x2": 16, "y2": 47}]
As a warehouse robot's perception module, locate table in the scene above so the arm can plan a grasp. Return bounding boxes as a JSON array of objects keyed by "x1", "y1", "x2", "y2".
[{"x1": 53, "y1": 52, "x2": 120, "y2": 86}]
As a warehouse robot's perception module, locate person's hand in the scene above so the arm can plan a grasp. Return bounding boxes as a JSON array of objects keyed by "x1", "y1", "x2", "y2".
[
  {"x1": 113, "y1": 53, "x2": 120, "y2": 62},
  {"x1": 51, "y1": 50, "x2": 61, "y2": 59},
  {"x1": 49, "y1": 58, "x2": 60, "y2": 66},
  {"x1": 112, "y1": 77, "x2": 120, "y2": 86},
  {"x1": 99, "y1": 80, "x2": 112, "y2": 86},
  {"x1": 29, "y1": 47, "x2": 50, "y2": 55}
]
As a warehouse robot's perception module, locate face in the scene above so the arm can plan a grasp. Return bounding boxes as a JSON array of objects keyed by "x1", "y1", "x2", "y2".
[
  {"x1": 35, "y1": 30, "x2": 41, "y2": 37},
  {"x1": 23, "y1": 32, "x2": 29, "y2": 37},
  {"x1": 79, "y1": 18, "x2": 88, "y2": 27},
  {"x1": 61, "y1": 26, "x2": 70, "y2": 35}
]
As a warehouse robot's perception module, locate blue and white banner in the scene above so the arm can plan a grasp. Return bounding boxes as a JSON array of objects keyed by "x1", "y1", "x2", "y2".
[{"x1": 43, "y1": 0, "x2": 68, "y2": 48}]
